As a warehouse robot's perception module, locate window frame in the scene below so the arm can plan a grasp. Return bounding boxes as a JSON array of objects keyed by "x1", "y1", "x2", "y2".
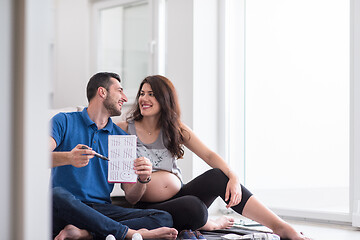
[{"x1": 350, "y1": 0, "x2": 360, "y2": 228}]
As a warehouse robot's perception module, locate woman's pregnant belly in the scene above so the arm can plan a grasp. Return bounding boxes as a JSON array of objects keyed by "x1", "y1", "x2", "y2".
[{"x1": 140, "y1": 170, "x2": 182, "y2": 202}]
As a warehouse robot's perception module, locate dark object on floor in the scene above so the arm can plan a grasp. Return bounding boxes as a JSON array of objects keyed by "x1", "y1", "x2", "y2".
[
  {"x1": 178, "y1": 230, "x2": 197, "y2": 240},
  {"x1": 194, "y1": 230, "x2": 206, "y2": 239},
  {"x1": 200, "y1": 227, "x2": 290, "y2": 240}
]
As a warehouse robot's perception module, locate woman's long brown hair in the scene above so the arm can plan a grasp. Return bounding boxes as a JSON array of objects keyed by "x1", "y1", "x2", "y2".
[{"x1": 127, "y1": 75, "x2": 187, "y2": 159}]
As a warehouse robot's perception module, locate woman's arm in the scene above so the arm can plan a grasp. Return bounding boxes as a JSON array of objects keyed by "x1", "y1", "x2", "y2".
[
  {"x1": 122, "y1": 181, "x2": 148, "y2": 205},
  {"x1": 121, "y1": 157, "x2": 152, "y2": 205},
  {"x1": 182, "y1": 123, "x2": 242, "y2": 208}
]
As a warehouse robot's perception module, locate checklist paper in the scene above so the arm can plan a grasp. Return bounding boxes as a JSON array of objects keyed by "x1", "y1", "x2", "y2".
[{"x1": 108, "y1": 135, "x2": 137, "y2": 183}]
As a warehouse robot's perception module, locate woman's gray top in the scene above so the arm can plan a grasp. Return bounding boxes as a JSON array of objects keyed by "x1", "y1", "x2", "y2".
[{"x1": 127, "y1": 121, "x2": 183, "y2": 181}]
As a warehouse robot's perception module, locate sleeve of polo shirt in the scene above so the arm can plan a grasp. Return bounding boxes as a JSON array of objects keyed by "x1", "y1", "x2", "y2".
[{"x1": 51, "y1": 113, "x2": 67, "y2": 148}]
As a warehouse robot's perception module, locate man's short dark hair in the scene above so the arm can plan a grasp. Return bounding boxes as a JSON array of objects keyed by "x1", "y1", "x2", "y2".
[{"x1": 86, "y1": 72, "x2": 121, "y2": 102}]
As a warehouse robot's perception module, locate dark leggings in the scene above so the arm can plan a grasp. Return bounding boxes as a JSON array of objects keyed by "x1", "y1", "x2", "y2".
[{"x1": 135, "y1": 168, "x2": 253, "y2": 230}]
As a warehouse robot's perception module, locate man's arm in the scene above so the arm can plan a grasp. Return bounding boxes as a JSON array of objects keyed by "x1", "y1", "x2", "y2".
[
  {"x1": 51, "y1": 137, "x2": 96, "y2": 168},
  {"x1": 121, "y1": 157, "x2": 152, "y2": 205}
]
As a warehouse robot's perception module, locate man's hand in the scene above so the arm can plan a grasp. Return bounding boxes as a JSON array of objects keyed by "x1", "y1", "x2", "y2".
[
  {"x1": 69, "y1": 144, "x2": 95, "y2": 168},
  {"x1": 134, "y1": 157, "x2": 152, "y2": 182}
]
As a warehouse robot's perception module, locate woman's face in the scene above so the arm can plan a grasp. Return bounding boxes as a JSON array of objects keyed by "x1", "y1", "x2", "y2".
[{"x1": 138, "y1": 83, "x2": 161, "y2": 117}]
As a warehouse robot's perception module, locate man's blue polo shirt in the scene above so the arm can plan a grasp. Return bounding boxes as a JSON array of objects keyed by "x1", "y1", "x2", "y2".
[{"x1": 51, "y1": 107, "x2": 127, "y2": 204}]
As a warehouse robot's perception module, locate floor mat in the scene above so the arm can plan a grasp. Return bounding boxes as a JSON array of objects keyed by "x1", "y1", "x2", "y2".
[{"x1": 199, "y1": 227, "x2": 289, "y2": 240}]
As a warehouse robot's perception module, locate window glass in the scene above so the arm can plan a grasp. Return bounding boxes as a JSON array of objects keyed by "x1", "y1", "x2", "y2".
[
  {"x1": 244, "y1": 0, "x2": 350, "y2": 214},
  {"x1": 99, "y1": 2, "x2": 149, "y2": 93}
]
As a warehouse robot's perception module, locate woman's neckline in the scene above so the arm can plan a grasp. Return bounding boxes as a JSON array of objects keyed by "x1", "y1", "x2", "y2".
[{"x1": 133, "y1": 120, "x2": 162, "y2": 145}]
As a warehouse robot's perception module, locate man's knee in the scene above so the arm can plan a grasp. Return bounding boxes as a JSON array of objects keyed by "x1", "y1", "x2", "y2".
[
  {"x1": 157, "y1": 210, "x2": 174, "y2": 228},
  {"x1": 52, "y1": 187, "x2": 78, "y2": 209},
  {"x1": 53, "y1": 186, "x2": 69, "y2": 195}
]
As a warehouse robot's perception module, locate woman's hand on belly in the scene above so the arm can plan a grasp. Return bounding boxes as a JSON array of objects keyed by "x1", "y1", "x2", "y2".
[{"x1": 140, "y1": 171, "x2": 182, "y2": 202}]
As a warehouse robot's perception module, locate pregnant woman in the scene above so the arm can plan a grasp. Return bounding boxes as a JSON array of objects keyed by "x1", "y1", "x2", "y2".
[{"x1": 118, "y1": 75, "x2": 310, "y2": 240}]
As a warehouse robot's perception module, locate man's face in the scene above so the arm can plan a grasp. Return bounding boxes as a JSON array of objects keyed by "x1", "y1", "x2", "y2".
[{"x1": 103, "y1": 78, "x2": 128, "y2": 116}]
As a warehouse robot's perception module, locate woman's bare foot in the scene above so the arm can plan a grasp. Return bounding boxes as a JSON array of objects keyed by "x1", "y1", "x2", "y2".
[
  {"x1": 199, "y1": 216, "x2": 235, "y2": 231},
  {"x1": 137, "y1": 227, "x2": 178, "y2": 240},
  {"x1": 54, "y1": 224, "x2": 92, "y2": 240},
  {"x1": 273, "y1": 223, "x2": 312, "y2": 240},
  {"x1": 242, "y1": 196, "x2": 312, "y2": 240}
]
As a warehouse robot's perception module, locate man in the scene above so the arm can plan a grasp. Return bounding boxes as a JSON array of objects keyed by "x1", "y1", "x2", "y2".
[{"x1": 51, "y1": 72, "x2": 178, "y2": 240}]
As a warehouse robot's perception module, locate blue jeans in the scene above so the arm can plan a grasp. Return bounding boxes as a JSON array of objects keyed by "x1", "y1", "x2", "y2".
[{"x1": 52, "y1": 187, "x2": 173, "y2": 240}]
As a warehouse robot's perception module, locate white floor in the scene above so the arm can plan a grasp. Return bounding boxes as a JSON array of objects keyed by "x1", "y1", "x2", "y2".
[
  {"x1": 285, "y1": 218, "x2": 360, "y2": 240},
  {"x1": 209, "y1": 213, "x2": 360, "y2": 240}
]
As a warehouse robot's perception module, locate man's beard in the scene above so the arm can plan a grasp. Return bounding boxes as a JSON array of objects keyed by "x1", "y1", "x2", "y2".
[{"x1": 103, "y1": 95, "x2": 122, "y2": 117}]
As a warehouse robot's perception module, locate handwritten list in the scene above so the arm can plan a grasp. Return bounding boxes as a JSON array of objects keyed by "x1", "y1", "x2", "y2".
[{"x1": 108, "y1": 135, "x2": 137, "y2": 183}]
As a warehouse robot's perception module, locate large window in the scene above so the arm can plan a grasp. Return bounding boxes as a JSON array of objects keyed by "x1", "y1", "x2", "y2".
[
  {"x1": 225, "y1": 0, "x2": 352, "y2": 223},
  {"x1": 245, "y1": 0, "x2": 350, "y2": 215},
  {"x1": 93, "y1": 0, "x2": 166, "y2": 100},
  {"x1": 98, "y1": 2, "x2": 149, "y2": 90}
]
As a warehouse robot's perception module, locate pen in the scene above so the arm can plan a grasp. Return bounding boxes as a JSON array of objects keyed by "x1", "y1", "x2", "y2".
[{"x1": 81, "y1": 146, "x2": 109, "y2": 161}]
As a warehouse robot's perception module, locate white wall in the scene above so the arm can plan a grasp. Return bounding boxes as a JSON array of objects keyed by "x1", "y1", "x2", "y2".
[
  {"x1": 165, "y1": 0, "x2": 220, "y2": 182},
  {"x1": 165, "y1": 0, "x2": 194, "y2": 182},
  {"x1": 193, "y1": 0, "x2": 219, "y2": 177},
  {"x1": 53, "y1": 0, "x2": 91, "y2": 108},
  {"x1": 21, "y1": 0, "x2": 52, "y2": 236},
  {"x1": 1, "y1": 0, "x2": 52, "y2": 239}
]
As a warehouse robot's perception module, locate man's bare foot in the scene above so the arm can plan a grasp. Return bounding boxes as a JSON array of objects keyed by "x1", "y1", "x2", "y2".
[
  {"x1": 136, "y1": 227, "x2": 178, "y2": 240},
  {"x1": 273, "y1": 223, "x2": 312, "y2": 240},
  {"x1": 199, "y1": 216, "x2": 235, "y2": 231},
  {"x1": 54, "y1": 224, "x2": 92, "y2": 240}
]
